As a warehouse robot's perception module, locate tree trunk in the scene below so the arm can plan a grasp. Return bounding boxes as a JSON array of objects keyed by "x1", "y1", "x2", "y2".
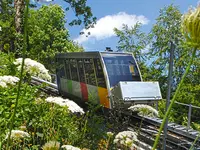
[{"x1": 14, "y1": 0, "x2": 24, "y2": 33}]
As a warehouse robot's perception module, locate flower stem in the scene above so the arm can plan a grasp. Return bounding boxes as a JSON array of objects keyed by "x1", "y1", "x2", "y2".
[
  {"x1": 189, "y1": 132, "x2": 200, "y2": 150},
  {"x1": 6, "y1": 0, "x2": 29, "y2": 148},
  {"x1": 152, "y1": 47, "x2": 197, "y2": 150},
  {"x1": 137, "y1": 117, "x2": 144, "y2": 136}
]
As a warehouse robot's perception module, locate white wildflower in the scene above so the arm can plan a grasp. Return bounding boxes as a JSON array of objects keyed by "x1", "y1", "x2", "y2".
[
  {"x1": 14, "y1": 58, "x2": 51, "y2": 81},
  {"x1": 61, "y1": 145, "x2": 81, "y2": 150},
  {"x1": 5, "y1": 130, "x2": 30, "y2": 140},
  {"x1": 45, "y1": 96, "x2": 85, "y2": 114},
  {"x1": 42, "y1": 141, "x2": 60, "y2": 150},
  {"x1": 114, "y1": 131, "x2": 138, "y2": 148},
  {"x1": 128, "y1": 104, "x2": 158, "y2": 117},
  {"x1": 19, "y1": 125, "x2": 27, "y2": 131},
  {"x1": 0, "y1": 75, "x2": 19, "y2": 88},
  {"x1": 107, "y1": 131, "x2": 114, "y2": 137},
  {"x1": 0, "y1": 80, "x2": 7, "y2": 88},
  {"x1": 35, "y1": 97, "x2": 43, "y2": 104}
]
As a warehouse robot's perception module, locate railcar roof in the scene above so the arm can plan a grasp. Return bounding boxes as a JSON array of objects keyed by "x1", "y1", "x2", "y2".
[{"x1": 56, "y1": 51, "x2": 132, "y2": 58}]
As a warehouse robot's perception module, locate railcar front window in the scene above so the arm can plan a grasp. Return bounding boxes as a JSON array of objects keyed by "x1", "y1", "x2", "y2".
[{"x1": 103, "y1": 55, "x2": 141, "y2": 88}]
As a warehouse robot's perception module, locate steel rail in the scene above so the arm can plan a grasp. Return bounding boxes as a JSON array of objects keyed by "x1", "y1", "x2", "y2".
[
  {"x1": 30, "y1": 76, "x2": 59, "y2": 95},
  {"x1": 127, "y1": 112, "x2": 200, "y2": 150}
]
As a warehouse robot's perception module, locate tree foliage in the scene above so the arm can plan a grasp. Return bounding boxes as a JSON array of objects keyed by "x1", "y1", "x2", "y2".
[
  {"x1": 13, "y1": 0, "x2": 96, "y2": 34},
  {"x1": 149, "y1": 4, "x2": 200, "y2": 100},
  {"x1": 114, "y1": 4, "x2": 200, "y2": 126},
  {"x1": 148, "y1": 4, "x2": 184, "y2": 96},
  {"x1": 0, "y1": 4, "x2": 84, "y2": 72},
  {"x1": 0, "y1": 0, "x2": 16, "y2": 52},
  {"x1": 27, "y1": 4, "x2": 83, "y2": 72},
  {"x1": 65, "y1": 0, "x2": 97, "y2": 30},
  {"x1": 114, "y1": 23, "x2": 150, "y2": 63},
  {"x1": 1, "y1": 0, "x2": 95, "y2": 54},
  {"x1": 149, "y1": 4, "x2": 200, "y2": 124}
]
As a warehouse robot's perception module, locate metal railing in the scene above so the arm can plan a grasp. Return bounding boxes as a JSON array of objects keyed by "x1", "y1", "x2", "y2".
[
  {"x1": 174, "y1": 101, "x2": 200, "y2": 129},
  {"x1": 156, "y1": 100, "x2": 200, "y2": 130},
  {"x1": 50, "y1": 74, "x2": 57, "y2": 84},
  {"x1": 31, "y1": 76, "x2": 57, "y2": 89}
]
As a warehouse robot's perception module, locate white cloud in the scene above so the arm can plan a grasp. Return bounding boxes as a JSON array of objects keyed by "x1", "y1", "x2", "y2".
[
  {"x1": 74, "y1": 12, "x2": 149, "y2": 44},
  {"x1": 30, "y1": 0, "x2": 52, "y2": 4}
]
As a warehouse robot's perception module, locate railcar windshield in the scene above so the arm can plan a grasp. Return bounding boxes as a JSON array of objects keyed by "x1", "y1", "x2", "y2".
[{"x1": 102, "y1": 54, "x2": 141, "y2": 88}]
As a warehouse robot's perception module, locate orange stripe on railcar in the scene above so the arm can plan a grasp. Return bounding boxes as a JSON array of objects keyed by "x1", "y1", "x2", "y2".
[{"x1": 98, "y1": 87, "x2": 110, "y2": 108}]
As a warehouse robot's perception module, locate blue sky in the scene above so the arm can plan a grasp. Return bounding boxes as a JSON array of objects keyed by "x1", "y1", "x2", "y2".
[{"x1": 50, "y1": 0, "x2": 198, "y2": 51}]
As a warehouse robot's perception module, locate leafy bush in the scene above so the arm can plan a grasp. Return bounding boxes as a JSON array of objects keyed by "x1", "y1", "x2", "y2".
[
  {"x1": 0, "y1": 52, "x2": 17, "y2": 76},
  {"x1": 0, "y1": 81, "x2": 108, "y2": 149},
  {"x1": 0, "y1": 53, "x2": 107, "y2": 149}
]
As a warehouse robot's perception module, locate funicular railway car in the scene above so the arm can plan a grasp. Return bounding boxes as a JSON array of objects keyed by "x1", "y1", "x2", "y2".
[{"x1": 55, "y1": 51, "x2": 162, "y2": 109}]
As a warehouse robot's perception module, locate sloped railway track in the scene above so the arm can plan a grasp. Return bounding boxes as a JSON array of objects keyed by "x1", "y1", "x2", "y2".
[
  {"x1": 31, "y1": 76, "x2": 200, "y2": 150},
  {"x1": 31, "y1": 76, "x2": 59, "y2": 96},
  {"x1": 126, "y1": 113, "x2": 200, "y2": 150}
]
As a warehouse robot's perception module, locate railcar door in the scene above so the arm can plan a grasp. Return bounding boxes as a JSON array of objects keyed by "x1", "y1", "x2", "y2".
[
  {"x1": 83, "y1": 58, "x2": 99, "y2": 104},
  {"x1": 77, "y1": 58, "x2": 110, "y2": 108},
  {"x1": 68, "y1": 58, "x2": 82, "y2": 98},
  {"x1": 77, "y1": 59, "x2": 88, "y2": 101},
  {"x1": 93, "y1": 58, "x2": 110, "y2": 108}
]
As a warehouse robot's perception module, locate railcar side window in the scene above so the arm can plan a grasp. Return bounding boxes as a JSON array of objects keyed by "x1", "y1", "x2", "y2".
[
  {"x1": 57, "y1": 58, "x2": 65, "y2": 78},
  {"x1": 94, "y1": 58, "x2": 106, "y2": 88},
  {"x1": 70, "y1": 59, "x2": 79, "y2": 81},
  {"x1": 77, "y1": 59, "x2": 85, "y2": 83},
  {"x1": 84, "y1": 59, "x2": 96, "y2": 86},
  {"x1": 65, "y1": 59, "x2": 71, "y2": 80}
]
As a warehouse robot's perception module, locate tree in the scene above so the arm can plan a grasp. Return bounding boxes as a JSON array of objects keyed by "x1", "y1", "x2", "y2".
[
  {"x1": 0, "y1": 3, "x2": 84, "y2": 72},
  {"x1": 27, "y1": 4, "x2": 83, "y2": 72},
  {"x1": 13, "y1": 0, "x2": 96, "y2": 34},
  {"x1": 150, "y1": 4, "x2": 200, "y2": 125},
  {"x1": 14, "y1": 0, "x2": 24, "y2": 33},
  {"x1": 114, "y1": 23, "x2": 150, "y2": 63},
  {"x1": 149, "y1": 4, "x2": 188, "y2": 97},
  {"x1": 1, "y1": 0, "x2": 95, "y2": 54},
  {"x1": 149, "y1": 4, "x2": 200, "y2": 97},
  {"x1": 0, "y1": 0, "x2": 16, "y2": 52},
  {"x1": 65, "y1": 0, "x2": 97, "y2": 30}
]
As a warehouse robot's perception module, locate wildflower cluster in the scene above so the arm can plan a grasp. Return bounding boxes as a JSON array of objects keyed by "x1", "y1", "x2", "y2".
[
  {"x1": 61, "y1": 145, "x2": 81, "y2": 150},
  {"x1": 42, "y1": 141, "x2": 60, "y2": 150},
  {"x1": 107, "y1": 132, "x2": 114, "y2": 137},
  {"x1": 41, "y1": 141, "x2": 81, "y2": 150},
  {"x1": 114, "y1": 131, "x2": 138, "y2": 149},
  {"x1": 128, "y1": 104, "x2": 158, "y2": 117},
  {"x1": 181, "y1": 4, "x2": 200, "y2": 48},
  {"x1": 5, "y1": 130, "x2": 30, "y2": 140},
  {"x1": 0, "y1": 75, "x2": 19, "y2": 88},
  {"x1": 45, "y1": 96, "x2": 85, "y2": 114},
  {"x1": 14, "y1": 58, "x2": 51, "y2": 81}
]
